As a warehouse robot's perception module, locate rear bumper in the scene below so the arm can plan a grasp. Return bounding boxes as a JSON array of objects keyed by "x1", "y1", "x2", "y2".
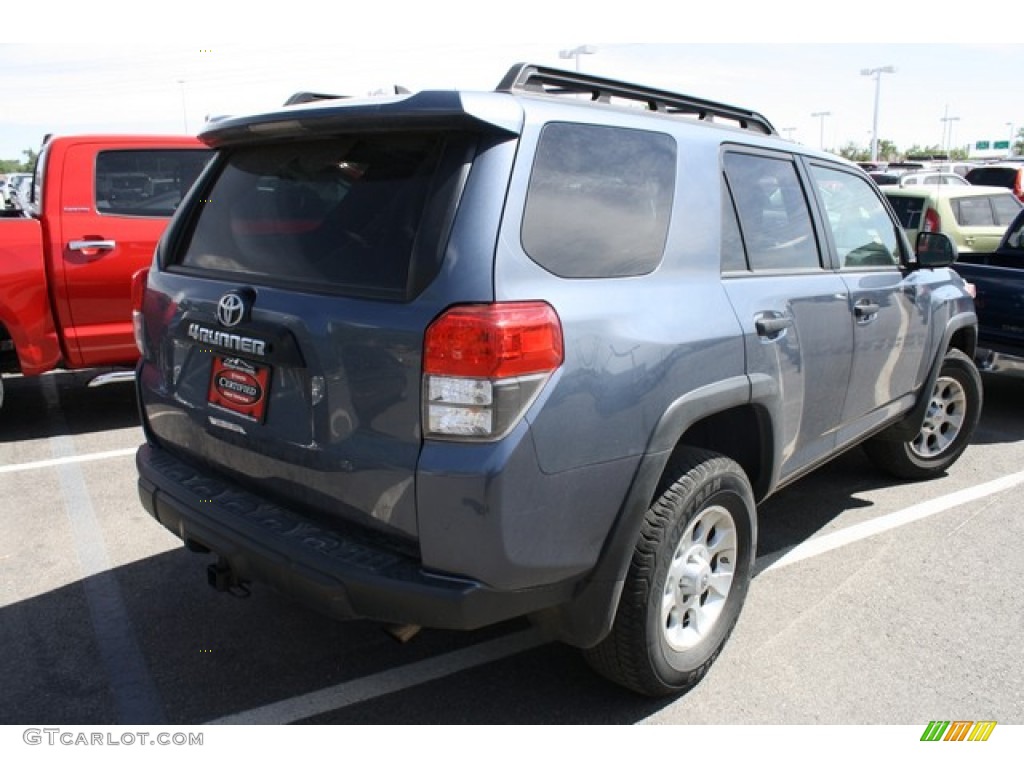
[{"x1": 136, "y1": 443, "x2": 573, "y2": 630}]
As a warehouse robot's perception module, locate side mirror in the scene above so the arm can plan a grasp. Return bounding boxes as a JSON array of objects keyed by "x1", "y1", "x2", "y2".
[{"x1": 914, "y1": 231, "x2": 958, "y2": 268}]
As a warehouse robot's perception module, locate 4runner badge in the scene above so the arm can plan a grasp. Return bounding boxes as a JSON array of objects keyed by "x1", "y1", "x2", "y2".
[{"x1": 217, "y1": 292, "x2": 248, "y2": 327}]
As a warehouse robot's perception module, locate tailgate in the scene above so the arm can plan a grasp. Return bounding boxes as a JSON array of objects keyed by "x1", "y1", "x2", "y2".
[{"x1": 137, "y1": 131, "x2": 482, "y2": 543}]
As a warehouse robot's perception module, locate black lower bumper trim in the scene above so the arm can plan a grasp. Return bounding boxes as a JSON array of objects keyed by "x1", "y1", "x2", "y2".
[{"x1": 136, "y1": 443, "x2": 573, "y2": 630}]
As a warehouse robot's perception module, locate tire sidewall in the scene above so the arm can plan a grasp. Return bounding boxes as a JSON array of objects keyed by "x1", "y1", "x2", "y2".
[
  {"x1": 646, "y1": 464, "x2": 756, "y2": 686},
  {"x1": 904, "y1": 351, "x2": 981, "y2": 473}
]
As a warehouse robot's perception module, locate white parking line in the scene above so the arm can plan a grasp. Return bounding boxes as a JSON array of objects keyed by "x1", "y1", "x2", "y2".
[
  {"x1": 756, "y1": 470, "x2": 1024, "y2": 573},
  {"x1": 208, "y1": 628, "x2": 548, "y2": 725},
  {"x1": 42, "y1": 377, "x2": 165, "y2": 724},
  {"x1": 0, "y1": 447, "x2": 136, "y2": 474}
]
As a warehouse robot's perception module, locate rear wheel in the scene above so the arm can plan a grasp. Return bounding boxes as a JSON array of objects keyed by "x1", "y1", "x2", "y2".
[
  {"x1": 864, "y1": 348, "x2": 982, "y2": 481},
  {"x1": 584, "y1": 448, "x2": 756, "y2": 697}
]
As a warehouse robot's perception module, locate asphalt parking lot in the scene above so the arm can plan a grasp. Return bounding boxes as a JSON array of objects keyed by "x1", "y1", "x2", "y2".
[{"x1": 1, "y1": 368, "x2": 1022, "y2": 726}]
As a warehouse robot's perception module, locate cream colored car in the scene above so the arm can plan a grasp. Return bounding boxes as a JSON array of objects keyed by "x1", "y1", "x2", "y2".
[{"x1": 883, "y1": 185, "x2": 1023, "y2": 254}]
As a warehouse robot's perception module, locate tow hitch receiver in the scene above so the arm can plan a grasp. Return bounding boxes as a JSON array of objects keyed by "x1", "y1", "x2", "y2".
[{"x1": 207, "y1": 558, "x2": 251, "y2": 598}]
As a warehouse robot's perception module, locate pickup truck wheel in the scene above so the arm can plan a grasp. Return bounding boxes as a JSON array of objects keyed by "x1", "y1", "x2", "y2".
[
  {"x1": 584, "y1": 448, "x2": 756, "y2": 697},
  {"x1": 863, "y1": 348, "x2": 981, "y2": 481}
]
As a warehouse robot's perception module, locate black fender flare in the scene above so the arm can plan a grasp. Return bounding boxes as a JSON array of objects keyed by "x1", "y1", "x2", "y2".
[{"x1": 535, "y1": 375, "x2": 776, "y2": 648}]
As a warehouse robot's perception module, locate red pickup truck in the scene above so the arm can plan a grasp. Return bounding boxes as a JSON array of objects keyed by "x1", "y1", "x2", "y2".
[{"x1": 0, "y1": 134, "x2": 212, "y2": 410}]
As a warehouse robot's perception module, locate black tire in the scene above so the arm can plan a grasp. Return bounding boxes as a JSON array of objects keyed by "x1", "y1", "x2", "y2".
[
  {"x1": 584, "y1": 448, "x2": 756, "y2": 697},
  {"x1": 863, "y1": 348, "x2": 982, "y2": 481}
]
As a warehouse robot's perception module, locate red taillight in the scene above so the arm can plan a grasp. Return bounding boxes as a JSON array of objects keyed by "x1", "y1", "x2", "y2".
[
  {"x1": 1014, "y1": 169, "x2": 1023, "y2": 202},
  {"x1": 423, "y1": 302, "x2": 563, "y2": 441},
  {"x1": 922, "y1": 208, "x2": 941, "y2": 233},
  {"x1": 131, "y1": 268, "x2": 149, "y2": 312},
  {"x1": 424, "y1": 302, "x2": 564, "y2": 378},
  {"x1": 131, "y1": 268, "x2": 149, "y2": 355}
]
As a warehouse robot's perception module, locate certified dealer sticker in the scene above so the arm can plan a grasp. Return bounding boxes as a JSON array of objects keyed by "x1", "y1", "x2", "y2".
[{"x1": 208, "y1": 356, "x2": 271, "y2": 422}]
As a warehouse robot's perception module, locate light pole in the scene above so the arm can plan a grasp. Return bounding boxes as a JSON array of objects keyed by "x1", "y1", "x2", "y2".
[
  {"x1": 1008, "y1": 122, "x2": 1016, "y2": 155},
  {"x1": 860, "y1": 65, "x2": 895, "y2": 161},
  {"x1": 781, "y1": 127, "x2": 796, "y2": 141},
  {"x1": 177, "y1": 79, "x2": 189, "y2": 133},
  {"x1": 559, "y1": 45, "x2": 597, "y2": 72},
  {"x1": 940, "y1": 108, "x2": 960, "y2": 157},
  {"x1": 811, "y1": 111, "x2": 831, "y2": 150}
]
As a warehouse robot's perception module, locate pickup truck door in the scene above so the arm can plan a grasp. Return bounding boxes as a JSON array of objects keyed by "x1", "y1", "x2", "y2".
[
  {"x1": 53, "y1": 140, "x2": 211, "y2": 367},
  {"x1": 805, "y1": 162, "x2": 932, "y2": 442}
]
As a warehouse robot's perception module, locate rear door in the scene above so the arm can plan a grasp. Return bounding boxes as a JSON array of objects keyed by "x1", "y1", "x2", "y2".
[
  {"x1": 721, "y1": 149, "x2": 853, "y2": 479},
  {"x1": 54, "y1": 139, "x2": 211, "y2": 366},
  {"x1": 948, "y1": 192, "x2": 1022, "y2": 253}
]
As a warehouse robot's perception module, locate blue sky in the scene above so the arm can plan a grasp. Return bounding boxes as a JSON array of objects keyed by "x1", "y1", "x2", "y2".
[{"x1": 2, "y1": 9, "x2": 1021, "y2": 162}]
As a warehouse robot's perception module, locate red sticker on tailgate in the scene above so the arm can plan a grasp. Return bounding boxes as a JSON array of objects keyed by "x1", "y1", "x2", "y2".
[{"x1": 208, "y1": 356, "x2": 271, "y2": 422}]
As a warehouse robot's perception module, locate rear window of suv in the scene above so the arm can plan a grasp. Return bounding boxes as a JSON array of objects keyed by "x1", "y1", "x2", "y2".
[
  {"x1": 175, "y1": 133, "x2": 455, "y2": 299},
  {"x1": 966, "y1": 166, "x2": 1020, "y2": 188}
]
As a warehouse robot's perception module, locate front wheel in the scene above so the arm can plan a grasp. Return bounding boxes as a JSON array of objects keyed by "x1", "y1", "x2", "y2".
[
  {"x1": 863, "y1": 348, "x2": 982, "y2": 481},
  {"x1": 584, "y1": 448, "x2": 757, "y2": 697}
]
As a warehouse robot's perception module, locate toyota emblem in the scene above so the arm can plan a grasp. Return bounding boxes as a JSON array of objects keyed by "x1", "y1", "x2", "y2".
[{"x1": 217, "y1": 292, "x2": 247, "y2": 327}]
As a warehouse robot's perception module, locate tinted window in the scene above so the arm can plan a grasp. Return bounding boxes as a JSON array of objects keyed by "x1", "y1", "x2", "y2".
[
  {"x1": 723, "y1": 153, "x2": 819, "y2": 271},
  {"x1": 720, "y1": 179, "x2": 747, "y2": 272},
  {"x1": 96, "y1": 150, "x2": 212, "y2": 216},
  {"x1": 952, "y1": 194, "x2": 1023, "y2": 226},
  {"x1": 885, "y1": 195, "x2": 925, "y2": 229},
  {"x1": 178, "y1": 134, "x2": 448, "y2": 297},
  {"x1": 810, "y1": 165, "x2": 899, "y2": 268},
  {"x1": 521, "y1": 123, "x2": 675, "y2": 278},
  {"x1": 966, "y1": 167, "x2": 1017, "y2": 188}
]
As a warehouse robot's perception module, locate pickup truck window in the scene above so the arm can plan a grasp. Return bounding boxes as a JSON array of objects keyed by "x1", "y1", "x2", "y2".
[
  {"x1": 723, "y1": 152, "x2": 820, "y2": 272},
  {"x1": 96, "y1": 149, "x2": 212, "y2": 217},
  {"x1": 809, "y1": 164, "x2": 900, "y2": 268}
]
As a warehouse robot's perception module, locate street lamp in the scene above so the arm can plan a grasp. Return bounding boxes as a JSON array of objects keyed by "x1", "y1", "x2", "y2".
[
  {"x1": 860, "y1": 65, "x2": 895, "y2": 161},
  {"x1": 781, "y1": 127, "x2": 796, "y2": 141},
  {"x1": 940, "y1": 110, "x2": 960, "y2": 157},
  {"x1": 177, "y1": 79, "x2": 189, "y2": 133},
  {"x1": 559, "y1": 45, "x2": 597, "y2": 71},
  {"x1": 811, "y1": 111, "x2": 831, "y2": 151}
]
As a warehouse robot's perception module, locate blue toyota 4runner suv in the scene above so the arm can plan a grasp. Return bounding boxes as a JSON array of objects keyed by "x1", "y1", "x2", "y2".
[{"x1": 134, "y1": 64, "x2": 981, "y2": 696}]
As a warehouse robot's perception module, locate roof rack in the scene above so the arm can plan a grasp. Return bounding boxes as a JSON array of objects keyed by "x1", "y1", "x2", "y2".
[
  {"x1": 283, "y1": 91, "x2": 348, "y2": 106},
  {"x1": 495, "y1": 63, "x2": 776, "y2": 136}
]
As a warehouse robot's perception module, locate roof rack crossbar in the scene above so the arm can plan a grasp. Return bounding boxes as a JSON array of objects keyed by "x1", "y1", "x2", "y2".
[{"x1": 495, "y1": 63, "x2": 777, "y2": 136}]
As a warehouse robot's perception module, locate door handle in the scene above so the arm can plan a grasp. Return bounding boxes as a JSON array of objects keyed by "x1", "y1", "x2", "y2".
[
  {"x1": 68, "y1": 239, "x2": 117, "y2": 252},
  {"x1": 755, "y1": 313, "x2": 792, "y2": 338},
  {"x1": 854, "y1": 299, "x2": 880, "y2": 321}
]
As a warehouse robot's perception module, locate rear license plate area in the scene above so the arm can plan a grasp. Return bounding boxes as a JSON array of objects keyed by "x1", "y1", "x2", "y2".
[{"x1": 208, "y1": 356, "x2": 272, "y2": 423}]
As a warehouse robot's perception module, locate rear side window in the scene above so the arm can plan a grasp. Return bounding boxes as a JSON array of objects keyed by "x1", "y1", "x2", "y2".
[
  {"x1": 521, "y1": 123, "x2": 675, "y2": 278},
  {"x1": 952, "y1": 194, "x2": 1022, "y2": 226},
  {"x1": 723, "y1": 152, "x2": 820, "y2": 271},
  {"x1": 96, "y1": 150, "x2": 212, "y2": 216},
  {"x1": 177, "y1": 134, "x2": 450, "y2": 298}
]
